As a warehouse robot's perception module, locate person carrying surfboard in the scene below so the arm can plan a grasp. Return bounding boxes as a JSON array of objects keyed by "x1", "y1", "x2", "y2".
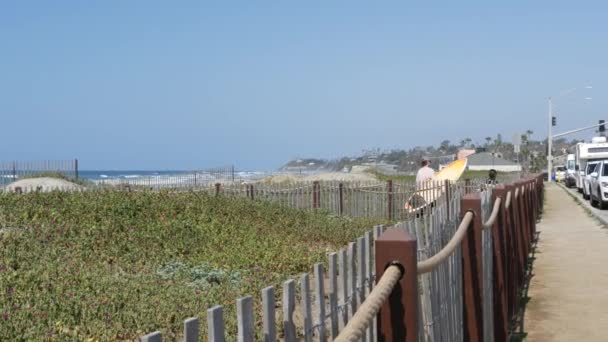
[
  {"x1": 406, "y1": 158, "x2": 468, "y2": 214},
  {"x1": 416, "y1": 158, "x2": 435, "y2": 185},
  {"x1": 406, "y1": 158, "x2": 436, "y2": 211}
]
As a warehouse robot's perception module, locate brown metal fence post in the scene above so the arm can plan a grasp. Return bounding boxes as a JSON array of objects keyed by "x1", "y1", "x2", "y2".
[
  {"x1": 502, "y1": 183, "x2": 517, "y2": 324},
  {"x1": 530, "y1": 182, "x2": 536, "y2": 236},
  {"x1": 491, "y1": 185, "x2": 509, "y2": 342},
  {"x1": 215, "y1": 183, "x2": 221, "y2": 196},
  {"x1": 523, "y1": 182, "x2": 532, "y2": 254},
  {"x1": 460, "y1": 193, "x2": 484, "y2": 342},
  {"x1": 535, "y1": 177, "x2": 541, "y2": 218},
  {"x1": 75, "y1": 159, "x2": 79, "y2": 180},
  {"x1": 511, "y1": 184, "x2": 526, "y2": 312},
  {"x1": 387, "y1": 180, "x2": 394, "y2": 221},
  {"x1": 516, "y1": 183, "x2": 531, "y2": 262},
  {"x1": 375, "y1": 228, "x2": 418, "y2": 342},
  {"x1": 339, "y1": 183, "x2": 344, "y2": 216},
  {"x1": 525, "y1": 182, "x2": 534, "y2": 242}
]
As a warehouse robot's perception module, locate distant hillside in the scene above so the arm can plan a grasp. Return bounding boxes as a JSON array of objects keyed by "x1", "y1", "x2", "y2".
[
  {"x1": 280, "y1": 133, "x2": 581, "y2": 174},
  {"x1": 280, "y1": 158, "x2": 332, "y2": 172}
]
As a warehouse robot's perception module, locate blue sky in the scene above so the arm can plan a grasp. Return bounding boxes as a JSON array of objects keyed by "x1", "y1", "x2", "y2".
[{"x1": 1, "y1": 1, "x2": 606, "y2": 170}]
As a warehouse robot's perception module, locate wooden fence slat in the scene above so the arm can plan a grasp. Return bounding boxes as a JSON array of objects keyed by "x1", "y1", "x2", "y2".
[
  {"x1": 237, "y1": 296, "x2": 254, "y2": 342},
  {"x1": 207, "y1": 305, "x2": 224, "y2": 342},
  {"x1": 314, "y1": 263, "x2": 327, "y2": 341},
  {"x1": 183, "y1": 317, "x2": 199, "y2": 342},
  {"x1": 283, "y1": 279, "x2": 297, "y2": 342},
  {"x1": 141, "y1": 331, "x2": 162, "y2": 342},
  {"x1": 348, "y1": 241, "x2": 357, "y2": 318},
  {"x1": 262, "y1": 286, "x2": 276, "y2": 342},
  {"x1": 365, "y1": 230, "x2": 374, "y2": 342},
  {"x1": 357, "y1": 236, "x2": 367, "y2": 342},
  {"x1": 301, "y1": 273, "x2": 313, "y2": 342},
  {"x1": 328, "y1": 252, "x2": 339, "y2": 338},
  {"x1": 338, "y1": 248, "x2": 348, "y2": 329},
  {"x1": 373, "y1": 225, "x2": 381, "y2": 241}
]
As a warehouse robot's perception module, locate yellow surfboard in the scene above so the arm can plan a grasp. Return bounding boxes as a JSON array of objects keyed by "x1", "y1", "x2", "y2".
[
  {"x1": 433, "y1": 158, "x2": 468, "y2": 182},
  {"x1": 405, "y1": 158, "x2": 468, "y2": 213}
]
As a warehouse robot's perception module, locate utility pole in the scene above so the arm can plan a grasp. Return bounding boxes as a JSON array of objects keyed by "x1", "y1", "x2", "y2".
[
  {"x1": 547, "y1": 97, "x2": 553, "y2": 182},
  {"x1": 546, "y1": 85, "x2": 592, "y2": 181}
]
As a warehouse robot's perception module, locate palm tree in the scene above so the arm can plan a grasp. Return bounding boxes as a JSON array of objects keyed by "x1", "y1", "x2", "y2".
[
  {"x1": 494, "y1": 133, "x2": 503, "y2": 153},
  {"x1": 526, "y1": 130, "x2": 534, "y2": 140},
  {"x1": 485, "y1": 137, "x2": 492, "y2": 147},
  {"x1": 440, "y1": 140, "x2": 450, "y2": 153},
  {"x1": 495, "y1": 133, "x2": 503, "y2": 145}
]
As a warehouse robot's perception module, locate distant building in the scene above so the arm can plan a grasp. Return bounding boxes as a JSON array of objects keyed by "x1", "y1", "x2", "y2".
[
  {"x1": 466, "y1": 152, "x2": 522, "y2": 172},
  {"x1": 457, "y1": 149, "x2": 476, "y2": 160},
  {"x1": 552, "y1": 155, "x2": 567, "y2": 167}
]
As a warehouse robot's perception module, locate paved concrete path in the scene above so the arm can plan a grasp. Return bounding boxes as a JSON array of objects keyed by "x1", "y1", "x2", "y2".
[{"x1": 526, "y1": 184, "x2": 608, "y2": 341}]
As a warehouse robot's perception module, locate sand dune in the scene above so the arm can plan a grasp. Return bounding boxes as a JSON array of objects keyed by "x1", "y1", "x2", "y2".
[{"x1": 4, "y1": 177, "x2": 83, "y2": 192}]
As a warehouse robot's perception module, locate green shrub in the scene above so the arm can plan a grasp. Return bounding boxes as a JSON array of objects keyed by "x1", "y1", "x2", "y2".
[{"x1": 0, "y1": 190, "x2": 385, "y2": 340}]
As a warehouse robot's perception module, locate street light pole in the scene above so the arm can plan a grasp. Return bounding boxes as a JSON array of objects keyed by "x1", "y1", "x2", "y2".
[{"x1": 547, "y1": 97, "x2": 553, "y2": 182}]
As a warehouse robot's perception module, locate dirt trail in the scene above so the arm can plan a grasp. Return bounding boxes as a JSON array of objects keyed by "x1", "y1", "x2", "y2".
[{"x1": 526, "y1": 184, "x2": 608, "y2": 341}]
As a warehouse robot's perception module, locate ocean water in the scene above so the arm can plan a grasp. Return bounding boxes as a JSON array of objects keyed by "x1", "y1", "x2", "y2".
[
  {"x1": 79, "y1": 170, "x2": 195, "y2": 181},
  {"x1": 0, "y1": 169, "x2": 278, "y2": 187},
  {"x1": 78, "y1": 170, "x2": 275, "y2": 186}
]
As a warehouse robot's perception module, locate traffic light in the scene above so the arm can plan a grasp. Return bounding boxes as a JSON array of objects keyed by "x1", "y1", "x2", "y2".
[
  {"x1": 552, "y1": 116, "x2": 556, "y2": 126},
  {"x1": 600, "y1": 120, "x2": 605, "y2": 133}
]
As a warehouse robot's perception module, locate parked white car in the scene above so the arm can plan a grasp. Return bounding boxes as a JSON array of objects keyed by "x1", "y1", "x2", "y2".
[
  {"x1": 589, "y1": 160, "x2": 608, "y2": 209},
  {"x1": 583, "y1": 161, "x2": 600, "y2": 200}
]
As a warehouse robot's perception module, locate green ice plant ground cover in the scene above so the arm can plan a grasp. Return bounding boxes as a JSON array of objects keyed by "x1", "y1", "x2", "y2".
[{"x1": 0, "y1": 190, "x2": 385, "y2": 340}]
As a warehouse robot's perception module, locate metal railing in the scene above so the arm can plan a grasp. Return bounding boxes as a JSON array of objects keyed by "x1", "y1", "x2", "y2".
[{"x1": 0, "y1": 159, "x2": 78, "y2": 186}]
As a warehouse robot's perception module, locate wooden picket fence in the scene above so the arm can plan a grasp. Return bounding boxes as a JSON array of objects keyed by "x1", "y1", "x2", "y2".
[
  {"x1": 141, "y1": 225, "x2": 386, "y2": 342},
  {"x1": 139, "y1": 181, "x2": 470, "y2": 341}
]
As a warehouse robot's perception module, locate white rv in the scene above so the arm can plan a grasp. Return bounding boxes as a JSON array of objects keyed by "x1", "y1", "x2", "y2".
[{"x1": 575, "y1": 137, "x2": 608, "y2": 198}]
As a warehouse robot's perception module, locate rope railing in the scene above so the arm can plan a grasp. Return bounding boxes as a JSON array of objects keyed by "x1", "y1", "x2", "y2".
[
  {"x1": 335, "y1": 192, "x2": 507, "y2": 340},
  {"x1": 483, "y1": 197, "x2": 502, "y2": 228},
  {"x1": 332, "y1": 175, "x2": 543, "y2": 342},
  {"x1": 417, "y1": 211, "x2": 475, "y2": 274},
  {"x1": 333, "y1": 264, "x2": 403, "y2": 342}
]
